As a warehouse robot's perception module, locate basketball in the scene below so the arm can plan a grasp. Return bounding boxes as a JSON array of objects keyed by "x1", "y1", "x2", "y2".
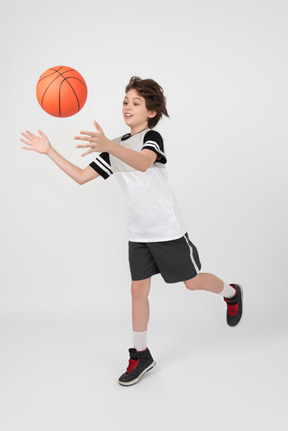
[{"x1": 36, "y1": 66, "x2": 87, "y2": 117}]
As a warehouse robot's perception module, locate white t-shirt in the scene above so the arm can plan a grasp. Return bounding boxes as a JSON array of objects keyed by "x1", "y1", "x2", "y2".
[{"x1": 89, "y1": 128, "x2": 186, "y2": 242}]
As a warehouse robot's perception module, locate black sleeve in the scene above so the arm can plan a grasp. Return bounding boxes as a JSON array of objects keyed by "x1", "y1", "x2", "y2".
[
  {"x1": 89, "y1": 152, "x2": 113, "y2": 180},
  {"x1": 142, "y1": 130, "x2": 167, "y2": 164}
]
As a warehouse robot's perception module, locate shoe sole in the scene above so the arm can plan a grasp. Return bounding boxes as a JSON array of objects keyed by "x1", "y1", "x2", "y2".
[
  {"x1": 118, "y1": 361, "x2": 156, "y2": 386},
  {"x1": 228, "y1": 284, "x2": 243, "y2": 327}
]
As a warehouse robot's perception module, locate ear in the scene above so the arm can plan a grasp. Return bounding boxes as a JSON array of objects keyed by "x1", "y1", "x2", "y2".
[{"x1": 148, "y1": 111, "x2": 157, "y2": 119}]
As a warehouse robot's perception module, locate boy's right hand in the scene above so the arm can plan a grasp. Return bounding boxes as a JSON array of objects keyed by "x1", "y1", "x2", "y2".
[{"x1": 21, "y1": 130, "x2": 51, "y2": 155}]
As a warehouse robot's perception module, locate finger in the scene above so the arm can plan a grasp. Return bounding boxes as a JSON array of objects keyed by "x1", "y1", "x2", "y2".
[
  {"x1": 25, "y1": 130, "x2": 37, "y2": 138},
  {"x1": 93, "y1": 121, "x2": 103, "y2": 132},
  {"x1": 74, "y1": 135, "x2": 94, "y2": 142},
  {"x1": 81, "y1": 149, "x2": 94, "y2": 157},
  {"x1": 22, "y1": 146, "x2": 33, "y2": 151},
  {"x1": 79, "y1": 130, "x2": 96, "y2": 136},
  {"x1": 21, "y1": 132, "x2": 32, "y2": 141},
  {"x1": 76, "y1": 143, "x2": 92, "y2": 148},
  {"x1": 38, "y1": 130, "x2": 47, "y2": 138},
  {"x1": 20, "y1": 138, "x2": 31, "y2": 145}
]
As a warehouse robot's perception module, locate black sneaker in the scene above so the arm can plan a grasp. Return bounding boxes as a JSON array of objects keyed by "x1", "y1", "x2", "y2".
[
  {"x1": 224, "y1": 284, "x2": 243, "y2": 327},
  {"x1": 118, "y1": 347, "x2": 156, "y2": 386}
]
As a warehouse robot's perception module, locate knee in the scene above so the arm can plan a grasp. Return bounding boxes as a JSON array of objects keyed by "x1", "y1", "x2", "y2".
[
  {"x1": 184, "y1": 276, "x2": 199, "y2": 291},
  {"x1": 131, "y1": 280, "x2": 150, "y2": 299}
]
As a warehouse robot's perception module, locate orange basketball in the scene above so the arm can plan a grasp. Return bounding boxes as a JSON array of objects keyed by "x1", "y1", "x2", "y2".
[{"x1": 36, "y1": 66, "x2": 87, "y2": 117}]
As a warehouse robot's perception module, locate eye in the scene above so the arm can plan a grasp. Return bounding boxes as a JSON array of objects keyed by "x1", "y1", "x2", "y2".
[{"x1": 123, "y1": 101, "x2": 128, "y2": 105}]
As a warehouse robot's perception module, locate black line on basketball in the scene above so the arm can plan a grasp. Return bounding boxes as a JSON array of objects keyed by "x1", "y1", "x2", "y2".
[
  {"x1": 63, "y1": 76, "x2": 87, "y2": 88},
  {"x1": 51, "y1": 68, "x2": 74, "y2": 75},
  {"x1": 51, "y1": 68, "x2": 87, "y2": 88},
  {"x1": 40, "y1": 67, "x2": 86, "y2": 116},
  {"x1": 51, "y1": 69, "x2": 84, "y2": 115},
  {"x1": 59, "y1": 76, "x2": 83, "y2": 117},
  {"x1": 38, "y1": 66, "x2": 63, "y2": 84},
  {"x1": 59, "y1": 80, "x2": 62, "y2": 117},
  {"x1": 41, "y1": 74, "x2": 64, "y2": 108}
]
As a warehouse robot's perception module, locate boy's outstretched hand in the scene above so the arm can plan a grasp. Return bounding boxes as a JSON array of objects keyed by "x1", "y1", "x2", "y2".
[
  {"x1": 74, "y1": 121, "x2": 112, "y2": 156},
  {"x1": 21, "y1": 130, "x2": 51, "y2": 155}
]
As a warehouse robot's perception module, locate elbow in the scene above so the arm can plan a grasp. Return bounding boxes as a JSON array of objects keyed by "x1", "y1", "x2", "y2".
[
  {"x1": 139, "y1": 162, "x2": 150, "y2": 173},
  {"x1": 139, "y1": 154, "x2": 155, "y2": 172},
  {"x1": 76, "y1": 170, "x2": 90, "y2": 185},
  {"x1": 76, "y1": 177, "x2": 86, "y2": 185}
]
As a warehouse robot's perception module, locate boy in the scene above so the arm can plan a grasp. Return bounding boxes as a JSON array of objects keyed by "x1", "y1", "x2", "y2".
[{"x1": 21, "y1": 76, "x2": 243, "y2": 386}]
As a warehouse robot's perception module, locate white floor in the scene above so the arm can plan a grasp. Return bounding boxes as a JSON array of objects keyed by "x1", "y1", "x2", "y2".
[{"x1": 0, "y1": 303, "x2": 287, "y2": 431}]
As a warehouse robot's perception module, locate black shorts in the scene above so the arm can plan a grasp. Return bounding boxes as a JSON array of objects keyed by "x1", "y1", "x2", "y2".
[{"x1": 128, "y1": 233, "x2": 201, "y2": 283}]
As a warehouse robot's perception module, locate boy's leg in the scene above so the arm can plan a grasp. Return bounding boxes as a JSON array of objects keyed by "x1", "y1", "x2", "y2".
[
  {"x1": 184, "y1": 272, "x2": 227, "y2": 293},
  {"x1": 131, "y1": 278, "x2": 151, "y2": 351},
  {"x1": 119, "y1": 277, "x2": 156, "y2": 386},
  {"x1": 131, "y1": 278, "x2": 151, "y2": 333},
  {"x1": 184, "y1": 273, "x2": 243, "y2": 326}
]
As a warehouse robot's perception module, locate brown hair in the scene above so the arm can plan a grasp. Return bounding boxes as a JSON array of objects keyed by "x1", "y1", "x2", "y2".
[{"x1": 125, "y1": 76, "x2": 169, "y2": 129}]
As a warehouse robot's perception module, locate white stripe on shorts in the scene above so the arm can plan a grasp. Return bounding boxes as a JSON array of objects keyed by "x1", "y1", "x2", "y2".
[{"x1": 184, "y1": 234, "x2": 200, "y2": 274}]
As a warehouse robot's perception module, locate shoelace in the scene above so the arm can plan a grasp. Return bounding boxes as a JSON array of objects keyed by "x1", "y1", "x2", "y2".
[
  {"x1": 227, "y1": 302, "x2": 238, "y2": 316},
  {"x1": 126, "y1": 358, "x2": 139, "y2": 374}
]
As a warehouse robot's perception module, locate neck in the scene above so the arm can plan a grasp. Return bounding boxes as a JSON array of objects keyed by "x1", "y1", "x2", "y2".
[{"x1": 130, "y1": 124, "x2": 149, "y2": 136}]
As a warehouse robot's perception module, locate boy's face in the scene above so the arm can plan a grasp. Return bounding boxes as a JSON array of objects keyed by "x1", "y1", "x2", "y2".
[{"x1": 122, "y1": 89, "x2": 156, "y2": 134}]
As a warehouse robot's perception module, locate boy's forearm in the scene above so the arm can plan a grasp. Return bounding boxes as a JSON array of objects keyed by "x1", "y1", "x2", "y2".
[
  {"x1": 107, "y1": 140, "x2": 151, "y2": 172},
  {"x1": 47, "y1": 146, "x2": 85, "y2": 184}
]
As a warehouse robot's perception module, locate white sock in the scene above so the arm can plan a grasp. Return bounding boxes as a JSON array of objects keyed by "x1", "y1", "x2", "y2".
[
  {"x1": 220, "y1": 282, "x2": 236, "y2": 299},
  {"x1": 133, "y1": 331, "x2": 147, "y2": 351}
]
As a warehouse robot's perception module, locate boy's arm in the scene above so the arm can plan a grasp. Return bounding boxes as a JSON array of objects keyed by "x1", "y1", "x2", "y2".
[
  {"x1": 75, "y1": 121, "x2": 157, "y2": 172},
  {"x1": 47, "y1": 146, "x2": 99, "y2": 184},
  {"x1": 21, "y1": 130, "x2": 99, "y2": 185},
  {"x1": 107, "y1": 144, "x2": 157, "y2": 172}
]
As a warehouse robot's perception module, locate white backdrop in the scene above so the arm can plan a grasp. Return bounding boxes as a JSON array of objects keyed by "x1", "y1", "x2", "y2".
[{"x1": 0, "y1": 0, "x2": 287, "y2": 430}]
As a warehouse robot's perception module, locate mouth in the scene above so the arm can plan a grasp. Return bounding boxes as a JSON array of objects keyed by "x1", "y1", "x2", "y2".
[{"x1": 125, "y1": 113, "x2": 133, "y2": 118}]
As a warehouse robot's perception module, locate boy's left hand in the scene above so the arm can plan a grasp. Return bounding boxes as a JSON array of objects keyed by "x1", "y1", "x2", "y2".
[{"x1": 75, "y1": 121, "x2": 111, "y2": 156}]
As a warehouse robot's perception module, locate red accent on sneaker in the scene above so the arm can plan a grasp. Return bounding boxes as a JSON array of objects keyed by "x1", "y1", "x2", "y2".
[
  {"x1": 226, "y1": 302, "x2": 239, "y2": 316},
  {"x1": 126, "y1": 359, "x2": 139, "y2": 374}
]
